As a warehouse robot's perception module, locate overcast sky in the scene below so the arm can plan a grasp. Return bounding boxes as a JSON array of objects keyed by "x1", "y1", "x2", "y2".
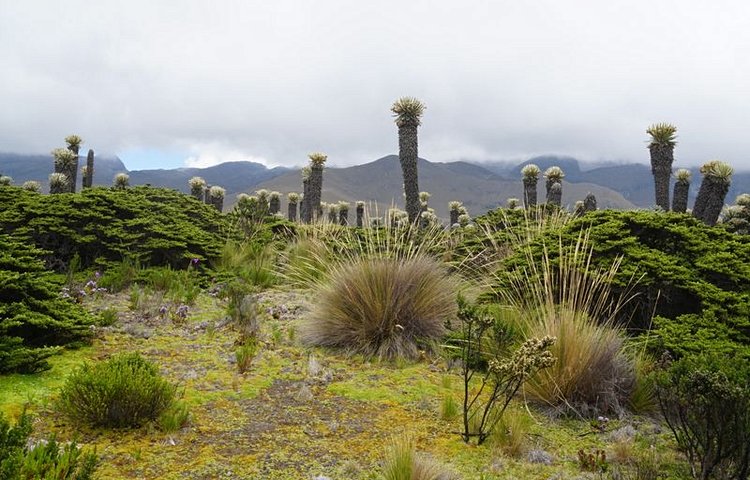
[{"x1": 1, "y1": 1, "x2": 749, "y2": 170}]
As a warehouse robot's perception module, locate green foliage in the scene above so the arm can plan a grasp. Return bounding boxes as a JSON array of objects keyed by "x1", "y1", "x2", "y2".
[
  {"x1": 301, "y1": 255, "x2": 455, "y2": 360},
  {"x1": 0, "y1": 411, "x2": 97, "y2": 479},
  {"x1": 0, "y1": 186, "x2": 227, "y2": 271},
  {"x1": 0, "y1": 234, "x2": 93, "y2": 374},
  {"x1": 215, "y1": 240, "x2": 277, "y2": 288},
  {"x1": 57, "y1": 352, "x2": 177, "y2": 428},
  {"x1": 97, "y1": 308, "x2": 118, "y2": 327},
  {"x1": 158, "y1": 401, "x2": 190, "y2": 433},
  {"x1": 654, "y1": 354, "x2": 750, "y2": 480},
  {"x1": 391, "y1": 97, "x2": 426, "y2": 127},
  {"x1": 646, "y1": 123, "x2": 677, "y2": 147},
  {"x1": 235, "y1": 339, "x2": 258, "y2": 374},
  {"x1": 578, "y1": 448, "x2": 609, "y2": 474},
  {"x1": 484, "y1": 210, "x2": 750, "y2": 359}
]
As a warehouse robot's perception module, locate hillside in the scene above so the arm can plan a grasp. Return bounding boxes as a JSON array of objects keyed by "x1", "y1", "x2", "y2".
[{"x1": 250, "y1": 155, "x2": 636, "y2": 219}]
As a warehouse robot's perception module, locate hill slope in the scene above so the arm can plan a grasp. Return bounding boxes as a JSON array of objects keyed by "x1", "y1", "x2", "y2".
[{"x1": 251, "y1": 155, "x2": 635, "y2": 219}]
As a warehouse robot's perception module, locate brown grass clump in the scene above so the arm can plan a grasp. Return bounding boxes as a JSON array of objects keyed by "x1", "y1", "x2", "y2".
[{"x1": 301, "y1": 255, "x2": 455, "y2": 360}]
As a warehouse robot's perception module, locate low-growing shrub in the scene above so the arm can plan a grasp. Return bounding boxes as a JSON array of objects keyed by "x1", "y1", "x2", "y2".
[
  {"x1": 57, "y1": 352, "x2": 177, "y2": 428},
  {"x1": 301, "y1": 255, "x2": 456, "y2": 360},
  {"x1": 236, "y1": 339, "x2": 258, "y2": 374},
  {"x1": 98, "y1": 307, "x2": 119, "y2": 327},
  {"x1": 654, "y1": 354, "x2": 750, "y2": 480},
  {"x1": 0, "y1": 411, "x2": 97, "y2": 479}
]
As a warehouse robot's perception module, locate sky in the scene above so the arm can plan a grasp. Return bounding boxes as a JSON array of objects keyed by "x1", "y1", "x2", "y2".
[{"x1": 1, "y1": 1, "x2": 749, "y2": 171}]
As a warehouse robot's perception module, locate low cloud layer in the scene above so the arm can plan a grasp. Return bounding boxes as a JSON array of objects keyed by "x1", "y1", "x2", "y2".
[{"x1": 1, "y1": 0, "x2": 749, "y2": 170}]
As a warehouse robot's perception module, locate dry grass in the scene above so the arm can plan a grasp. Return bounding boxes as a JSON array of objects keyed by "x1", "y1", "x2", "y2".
[
  {"x1": 300, "y1": 255, "x2": 456, "y2": 360},
  {"x1": 498, "y1": 229, "x2": 639, "y2": 415},
  {"x1": 381, "y1": 435, "x2": 452, "y2": 480}
]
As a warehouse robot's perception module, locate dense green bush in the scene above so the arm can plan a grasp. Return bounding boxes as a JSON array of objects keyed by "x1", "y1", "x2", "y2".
[
  {"x1": 0, "y1": 234, "x2": 94, "y2": 374},
  {"x1": 0, "y1": 185, "x2": 227, "y2": 271},
  {"x1": 479, "y1": 210, "x2": 750, "y2": 358},
  {"x1": 0, "y1": 411, "x2": 97, "y2": 479},
  {"x1": 57, "y1": 353, "x2": 177, "y2": 428},
  {"x1": 301, "y1": 255, "x2": 456, "y2": 360},
  {"x1": 654, "y1": 354, "x2": 750, "y2": 480}
]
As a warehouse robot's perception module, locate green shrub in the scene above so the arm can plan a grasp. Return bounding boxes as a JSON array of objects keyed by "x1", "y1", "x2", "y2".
[
  {"x1": 97, "y1": 307, "x2": 119, "y2": 327},
  {"x1": 97, "y1": 257, "x2": 141, "y2": 293},
  {"x1": 0, "y1": 234, "x2": 94, "y2": 374},
  {"x1": 215, "y1": 240, "x2": 276, "y2": 288},
  {"x1": 57, "y1": 352, "x2": 177, "y2": 428},
  {"x1": 654, "y1": 354, "x2": 750, "y2": 480},
  {"x1": 235, "y1": 339, "x2": 258, "y2": 374},
  {"x1": 158, "y1": 401, "x2": 190, "y2": 433},
  {"x1": 0, "y1": 186, "x2": 227, "y2": 271},
  {"x1": 0, "y1": 411, "x2": 97, "y2": 479},
  {"x1": 301, "y1": 255, "x2": 456, "y2": 360}
]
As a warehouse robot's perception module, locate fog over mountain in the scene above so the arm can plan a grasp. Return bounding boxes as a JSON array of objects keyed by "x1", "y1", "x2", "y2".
[{"x1": 1, "y1": 1, "x2": 749, "y2": 171}]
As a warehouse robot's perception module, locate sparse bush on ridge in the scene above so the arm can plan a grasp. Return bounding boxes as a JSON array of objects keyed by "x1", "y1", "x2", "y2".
[
  {"x1": 57, "y1": 352, "x2": 177, "y2": 428},
  {"x1": 301, "y1": 255, "x2": 456, "y2": 360}
]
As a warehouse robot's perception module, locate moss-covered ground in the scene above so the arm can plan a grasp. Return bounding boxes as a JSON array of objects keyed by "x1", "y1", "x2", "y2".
[{"x1": 0, "y1": 287, "x2": 687, "y2": 479}]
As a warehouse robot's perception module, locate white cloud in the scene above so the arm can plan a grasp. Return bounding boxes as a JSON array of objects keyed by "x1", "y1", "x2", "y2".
[
  {"x1": 1, "y1": 0, "x2": 749, "y2": 169},
  {"x1": 182, "y1": 142, "x2": 270, "y2": 168}
]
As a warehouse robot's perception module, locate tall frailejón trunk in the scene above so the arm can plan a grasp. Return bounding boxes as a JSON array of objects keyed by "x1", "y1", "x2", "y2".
[
  {"x1": 523, "y1": 178, "x2": 537, "y2": 208},
  {"x1": 649, "y1": 143, "x2": 673, "y2": 210},
  {"x1": 66, "y1": 144, "x2": 80, "y2": 193},
  {"x1": 288, "y1": 201, "x2": 298, "y2": 222},
  {"x1": 694, "y1": 177, "x2": 730, "y2": 226},
  {"x1": 83, "y1": 149, "x2": 94, "y2": 188},
  {"x1": 583, "y1": 193, "x2": 597, "y2": 212},
  {"x1": 301, "y1": 178, "x2": 310, "y2": 223},
  {"x1": 547, "y1": 182, "x2": 562, "y2": 207},
  {"x1": 356, "y1": 202, "x2": 364, "y2": 228},
  {"x1": 309, "y1": 165, "x2": 324, "y2": 222},
  {"x1": 672, "y1": 180, "x2": 690, "y2": 213},
  {"x1": 398, "y1": 121, "x2": 420, "y2": 224}
]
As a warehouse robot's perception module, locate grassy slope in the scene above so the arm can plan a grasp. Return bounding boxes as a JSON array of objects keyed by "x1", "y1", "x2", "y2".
[{"x1": 0, "y1": 287, "x2": 683, "y2": 479}]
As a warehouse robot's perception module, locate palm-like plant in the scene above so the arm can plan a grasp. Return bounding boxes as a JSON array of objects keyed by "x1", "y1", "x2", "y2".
[
  {"x1": 52, "y1": 148, "x2": 77, "y2": 193},
  {"x1": 188, "y1": 176, "x2": 206, "y2": 200},
  {"x1": 64, "y1": 135, "x2": 83, "y2": 193},
  {"x1": 449, "y1": 201, "x2": 462, "y2": 226},
  {"x1": 355, "y1": 200, "x2": 365, "y2": 228},
  {"x1": 113, "y1": 173, "x2": 130, "y2": 190},
  {"x1": 646, "y1": 123, "x2": 677, "y2": 211},
  {"x1": 82, "y1": 149, "x2": 95, "y2": 188},
  {"x1": 22, "y1": 180, "x2": 41, "y2": 192},
  {"x1": 301, "y1": 166, "x2": 311, "y2": 223},
  {"x1": 583, "y1": 192, "x2": 597, "y2": 212},
  {"x1": 521, "y1": 164, "x2": 540, "y2": 208},
  {"x1": 391, "y1": 97, "x2": 425, "y2": 224},
  {"x1": 269, "y1": 191, "x2": 281, "y2": 215},
  {"x1": 49, "y1": 172, "x2": 69, "y2": 194},
  {"x1": 338, "y1": 201, "x2": 349, "y2": 226},
  {"x1": 544, "y1": 166, "x2": 564, "y2": 206},
  {"x1": 0, "y1": 175, "x2": 12, "y2": 186},
  {"x1": 307, "y1": 153, "x2": 327, "y2": 222},
  {"x1": 693, "y1": 161, "x2": 733, "y2": 226},
  {"x1": 209, "y1": 186, "x2": 225, "y2": 212},
  {"x1": 671, "y1": 168, "x2": 691, "y2": 213},
  {"x1": 287, "y1": 192, "x2": 300, "y2": 222}
]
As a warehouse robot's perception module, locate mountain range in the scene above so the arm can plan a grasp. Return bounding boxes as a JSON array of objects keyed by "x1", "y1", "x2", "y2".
[{"x1": 2, "y1": 152, "x2": 749, "y2": 219}]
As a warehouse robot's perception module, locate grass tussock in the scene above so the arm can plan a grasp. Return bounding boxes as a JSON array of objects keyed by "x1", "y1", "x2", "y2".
[
  {"x1": 499, "y1": 229, "x2": 639, "y2": 415},
  {"x1": 301, "y1": 255, "x2": 455, "y2": 360},
  {"x1": 381, "y1": 435, "x2": 454, "y2": 480}
]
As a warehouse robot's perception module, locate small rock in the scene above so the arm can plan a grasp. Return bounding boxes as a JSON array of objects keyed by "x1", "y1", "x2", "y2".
[
  {"x1": 527, "y1": 449, "x2": 554, "y2": 465},
  {"x1": 312, "y1": 476, "x2": 332, "y2": 480},
  {"x1": 183, "y1": 369, "x2": 200, "y2": 380}
]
